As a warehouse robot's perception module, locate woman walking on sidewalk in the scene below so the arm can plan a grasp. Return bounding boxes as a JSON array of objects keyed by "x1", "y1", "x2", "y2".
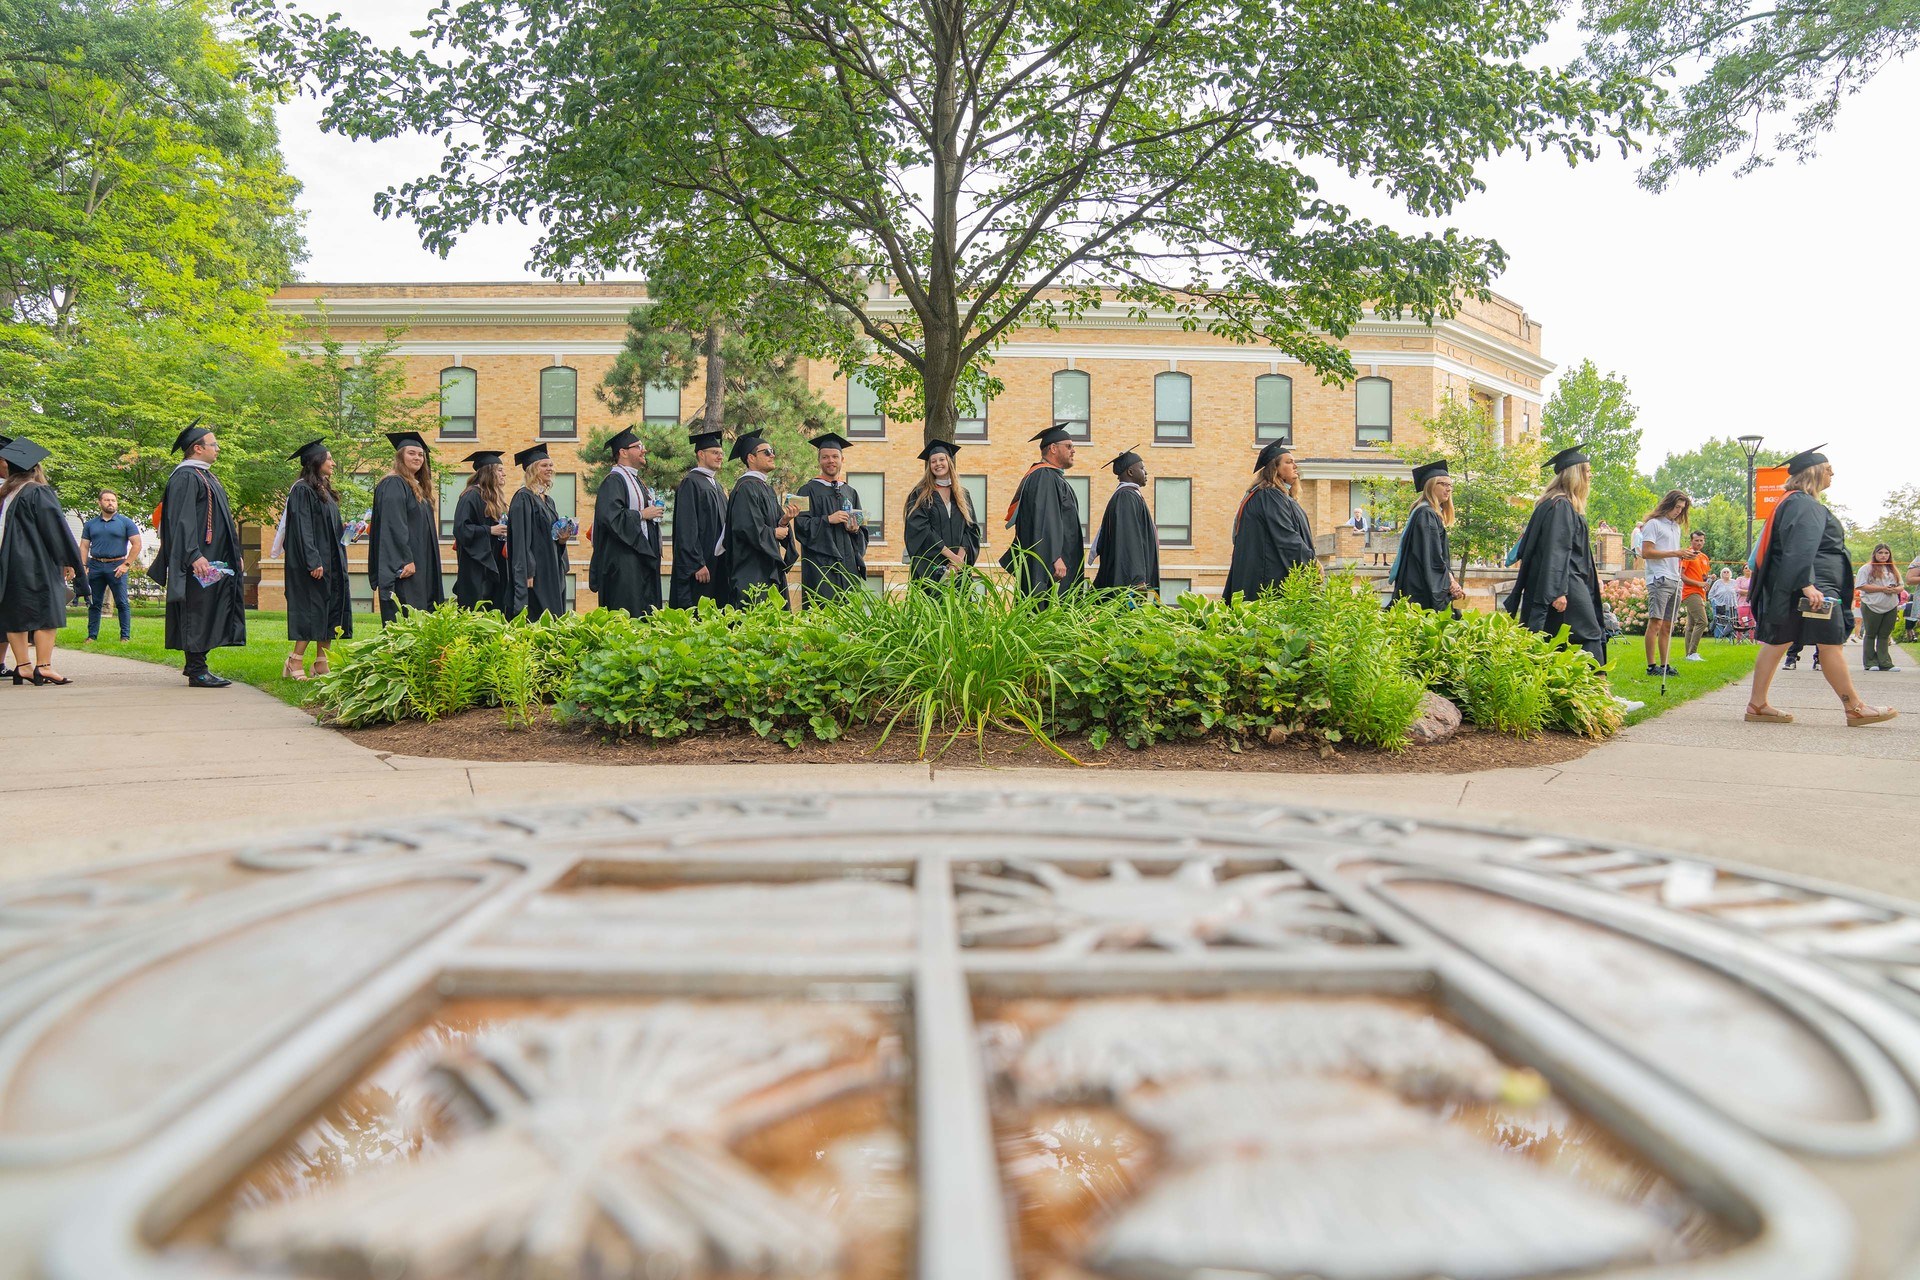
[
  {"x1": 0, "y1": 438, "x2": 85, "y2": 686},
  {"x1": 279, "y1": 439, "x2": 352, "y2": 680},
  {"x1": 1856, "y1": 543, "x2": 1903, "y2": 672}
]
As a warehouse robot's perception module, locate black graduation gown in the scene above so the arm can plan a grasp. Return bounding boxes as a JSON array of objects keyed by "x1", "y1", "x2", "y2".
[
  {"x1": 1749, "y1": 491, "x2": 1854, "y2": 645},
  {"x1": 999, "y1": 466, "x2": 1084, "y2": 596},
  {"x1": 727, "y1": 475, "x2": 798, "y2": 606},
  {"x1": 1389, "y1": 501, "x2": 1452, "y2": 612},
  {"x1": 155, "y1": 464, "x2": 247, "y2": 652},
  {"x1": 588, "y1": 470, "x2": 663, "y2": 616},
  {"x1": 452, "y1": 486, "x2": 508, "y2": 611},
  {"x1": 0, "y1": 484, "x2": 85, "y2": 632},
  {"x1": 1223, "y1": 486, "x2": 1315, "y2": 602},
  {"x1": 282, "y1": 483, "x2": 352, "y2": 643},
  {"x1": 1090, "y1": 484, "x2": 1160, "y2": 591},
  {"x1": 903, "y1": 489, "x2": 981, "y2": 582},
  {"x1": 368, "y1": 475, "x2": 444, "y2": 616},
  {"x1": 1505, "y1": 496, "x2": 1605, "y2": 662},
  {"x1": 794, "y1": 477, "x2": 869, "y2": 603},
  {"x1": 507, "y1": 487, "x2": 570, "y2": 620},
  {"x1": 669, "y1": 468, "x2": 729, "y2": 609}
]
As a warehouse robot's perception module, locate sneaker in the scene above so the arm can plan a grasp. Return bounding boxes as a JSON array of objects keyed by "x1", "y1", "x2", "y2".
[
  {"x1": 1685, "y1": 653, "x2": 1705, "y2": 662},
  {"x1": 1660, "y1": 664, "x2": 1681, "y2": 676},
  {"x1": 1645, "y1": 663, "x2": 1659, "y2": 676},
  {"x1": 1613, "y1": 695, "x2": 1646, "y2": 713},
  {"x1": 1784, "y1": 656, "x2": 1799, "y2": 670}
]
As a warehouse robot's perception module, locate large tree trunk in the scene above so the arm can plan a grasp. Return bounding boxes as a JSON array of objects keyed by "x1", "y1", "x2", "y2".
[
  {"x1": 920, "y1": 0, "x2": 963, "y2": 449},
  {"x1": 701, "y1": 321, "x2": 725, "y2": 433}
]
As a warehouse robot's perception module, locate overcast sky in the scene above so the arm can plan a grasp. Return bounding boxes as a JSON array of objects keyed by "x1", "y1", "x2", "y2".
[{"x1": 274, "y1": 13, "x2": 1920, "y2": 522}]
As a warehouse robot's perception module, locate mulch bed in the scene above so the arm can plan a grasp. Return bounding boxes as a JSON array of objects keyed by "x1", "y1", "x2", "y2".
[{"x1": 337, "y1": 710, "x2": 1598, "y2": 775}]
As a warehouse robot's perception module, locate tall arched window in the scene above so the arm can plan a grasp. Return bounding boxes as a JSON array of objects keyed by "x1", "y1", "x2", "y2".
[
  {"x1": 540, "y1": 366, "x2": 578, "y2": 438},
  {"x1": 1051, "y1": 370, "x2": 1090, "y2": 440},
  {"x1": 1254, "y1": 374, "x2": 1292, "y2": 443},
  {"x1": 1356, "y1": 376, "x2": 1392, "y2": 445},
  {"x1": 1153, "y1": 371, "x2": 1191, "y2": 443},
  {"x1": 439, "y1": 367, "x2": 477, "y2": 439}
]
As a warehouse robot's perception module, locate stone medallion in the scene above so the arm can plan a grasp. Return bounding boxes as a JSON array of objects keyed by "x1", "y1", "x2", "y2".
[{"x1": 7, "y1": 791, "x2": 1920, "y2": 1279}]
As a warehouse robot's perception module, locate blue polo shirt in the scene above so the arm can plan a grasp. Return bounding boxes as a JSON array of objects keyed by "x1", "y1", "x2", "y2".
[{"x1": 81, "y1": 513, "x2": 139, "y2": 562}]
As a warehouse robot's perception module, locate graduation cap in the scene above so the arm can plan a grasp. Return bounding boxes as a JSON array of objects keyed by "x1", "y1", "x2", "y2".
[
  {"x1": 688, "y1": 430, "x2": 724, "y2": 452},
  {"x1": 513, "y1": 443, "x2": 550, "y2": 468},
  {"x1": 1254, "y1": 440, "x2": 1293, "y2": 472},
  {"x1": 385, "y1": 431, "x2": 430, "y2": 453},
  {"x1": 287, "y1": 437, "x2": 329, "y2": 466},
  {"x1": 172, "y1": 419, "x2": 212, "y2": 455},
  {"x1": 809, "y1": 431, "x2": 853, "y2": 452},
  {"x1": 1411, "y1": 459, "x2": 1450, "y2": 489},
  {"x1": 1786, "y1": 443, "x2": 1828, "y2": 474},
  {"x1": 1031, "y1": 422, "x2": 1075, "y2": 449},
  {"x1": 1544, "y1": 443, "x2": 1588, "y2": 472},
  {"x1": 606, "y1": 427, "x2": 640, "y2": 458},
  {"x1": 729, "y1": 433, "x2": 768, "y2": 463},
  {"x1": 0, "y1": 436, "x2": 49, "y2": 472},
  {"x1": 1106, "y1": 446, "x2": 1144, "y2": 478},
  {"x1": 463, "y1": 449, "x2": 505, "y2": 469},
  {"x1": 918, "y1": 440, "x2": 962, "y2": 462}
]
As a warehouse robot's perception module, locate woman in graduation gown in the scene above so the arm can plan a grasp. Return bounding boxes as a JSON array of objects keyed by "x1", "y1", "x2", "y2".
[
  {"x1": 1224, "y1": 441, "x2": 1317, "y2": 602},
  {"x1": 0, "y1": 437, "x2": 85, "y2": 685},
  {"x1": 452, "y1": 450, "x2": 510, "y2": 610},
  {"x1": 507, "y1": 442, "x2": 571, "y2": 620},
  {"x1": 902, "y1": 441, "x2": 981, "y2": 583},
  {"x1": 280, "y1": 438, "x2": 352, "y2": 679},
  {"x1": 1504, "y1": 446, "x2": 1605, "y2": 663},
  {"x1": 1743, "y1": 446, "x2": 1894, "y2": 727},
  {"x1": 1389, "y1": 459, "x2": 1464, "y2": 612},
  {"x1": 367, "y1": 431, "x2": 444, "y2": 624}
]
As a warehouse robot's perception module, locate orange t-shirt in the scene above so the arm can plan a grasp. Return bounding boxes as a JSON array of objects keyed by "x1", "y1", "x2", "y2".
[{"x1": 1679, "y1": 551, "x2": 1711, "y2": 599}]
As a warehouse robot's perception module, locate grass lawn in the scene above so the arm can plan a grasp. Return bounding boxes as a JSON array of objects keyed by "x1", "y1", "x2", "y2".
[
  {"x1": 51, "y1": 607, "x2": 325, "y2": 709},
  {"x1": 1604, "y1": 634, "x2": 1760, "y2": 727}
]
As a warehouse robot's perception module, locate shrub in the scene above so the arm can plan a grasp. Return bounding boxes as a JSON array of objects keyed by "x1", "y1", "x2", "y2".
[
  {"x1": 1601, "y1": 577, "x2": 1647, "y2": 635},
  {"x1": 1386, "y1": 602, "x2": 1621, "y2": 739}
]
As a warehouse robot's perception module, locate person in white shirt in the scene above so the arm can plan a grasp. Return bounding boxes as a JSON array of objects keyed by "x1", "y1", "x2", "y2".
[{"x1": 1638, "y1": 491, "x2": 1690, "y2": 677}]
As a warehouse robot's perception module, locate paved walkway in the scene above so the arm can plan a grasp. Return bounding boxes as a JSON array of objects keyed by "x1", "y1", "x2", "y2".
[{"x1": 8, "y1": 645, "x2": 1918, "y2": 896}]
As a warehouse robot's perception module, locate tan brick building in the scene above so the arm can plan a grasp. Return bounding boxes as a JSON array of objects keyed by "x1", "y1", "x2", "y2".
[{"x1": 262, "y1": 282, "x2": 1551, "y2": 610}]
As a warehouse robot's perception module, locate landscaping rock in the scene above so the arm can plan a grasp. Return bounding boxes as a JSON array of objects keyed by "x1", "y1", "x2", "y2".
[{"x1": 1408, "y1": 693, "x2": 1462, "y2": 746}]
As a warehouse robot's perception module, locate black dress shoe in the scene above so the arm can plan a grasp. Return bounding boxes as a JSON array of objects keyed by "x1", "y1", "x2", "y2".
[{"x1": 186, "y1": 672, "x2": 232, "y2": 688}]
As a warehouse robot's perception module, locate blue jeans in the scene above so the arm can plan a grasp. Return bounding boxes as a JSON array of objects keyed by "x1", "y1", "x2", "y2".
[{"x1": 87, "y1": 564, "x2": 131, "y2": 639}]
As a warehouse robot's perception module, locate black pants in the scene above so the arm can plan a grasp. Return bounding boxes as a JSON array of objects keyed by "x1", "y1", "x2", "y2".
[{"x1": 184, "y1": 649, "x2": 209, "y2": 677}]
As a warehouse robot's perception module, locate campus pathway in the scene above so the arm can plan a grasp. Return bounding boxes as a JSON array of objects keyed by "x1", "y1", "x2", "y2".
[{"x1": 8, "y1": 645, "x2": 1919, "y2": 897}]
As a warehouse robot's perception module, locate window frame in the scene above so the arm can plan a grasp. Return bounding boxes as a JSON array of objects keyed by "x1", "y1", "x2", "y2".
[
  {"x1": 958, "y1": 474, "x2": 988, "y2": 543},
  {"x1": 1158, "y1": 577, "x2": 1192, "y2": 605},
  {"x1": 438, "y1": 366, "x2": 477, "y2": 440},
  {"x1": 953, "y1": 397, "x2": 989, "y2": 442},
  {"x1": 846, "y1": 372, "x2": 886, "y2": 439},
  {"x1": 1153, "y1": 371, "x2": 1192, "y2": 444},
  {"x1": 847, "y1": 470, "x2": 887, "y2": 541},
  {"x1": 1153, "y1": 477, "x2": 1193, "y2": 547},
  {"x1": 1064, "y1": 474, "x2": 1091, "y2": 540},
  {"x1": 1254, "y1": 373, "x2": 1293, "y2": 444},
  {"x1": 539, "y1": 366, "x2": 578, "y2": 439},
  {"x1": 1051, "y1": 370, "x2": 1091, "y2": 441},
  {"x1": 1356, "y1": 376, "x2": 1393, "y2": 446},
  {"x1": 641, "y1": 382, "x2": 682, "y2": 428},
  {"x1": 436, "y1": 475, "x2": 463, "y2": 540}
]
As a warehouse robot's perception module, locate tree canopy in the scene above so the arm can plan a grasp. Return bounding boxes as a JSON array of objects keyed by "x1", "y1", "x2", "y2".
[
  {"x1": 243, "y1": 0, "x2": 1647, "y2": 444},
  {"x1": 1542, "y1": 358, "x2": 1652, "y2": 540},
  {"x1": 1650, "y1": 435, "x2": 1783, "y2": 509}
]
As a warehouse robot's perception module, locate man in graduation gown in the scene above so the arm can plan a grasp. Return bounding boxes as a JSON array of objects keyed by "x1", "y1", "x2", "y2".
[
  {"x1": 793, "y1": 429, "x2": 869, "y2": 604},
  {"x1": 1223, "y1": 442, "x2": 1317, "y2": 602},
  {"x1": 669, "y1": 431, "x2": 731, "y2": 609},
  {"x1": 588, "y1": 427, "x2": 665, "y2": 615},
  {"x1": 726, "y1": 432, "x2": 800, "y2": 608},
  {"x1": 368, "y1": 430, "x2": 444, "y2": 623},
  {"x1": 153, "y1": 422, "x2": 246, "y2": 687},
  {"x1": 506, "y1": 442, "x2": 571, "y2": 620},
  {"x1": 1504, "y1": 444, "x2": 1605, "y2": 663},
  {"x1": 452, "y1": 450, "x2": 510, "y2": 610},
  {"x1": 1389, "y1": 459, "x2": 1461, "y2": 612},
  {"x1": 1000, "y1": 423, "x2": 1085, "y2": 598},
  {"x1": 1090, "y1": 448, "x2": 1159, "y2": 594}
]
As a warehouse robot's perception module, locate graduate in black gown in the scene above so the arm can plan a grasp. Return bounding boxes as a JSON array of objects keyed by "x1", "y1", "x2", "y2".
[
  {"x1": 793, "y1": 430, "x2": 869, "y2": 604},
  {"x1": 506, "y1": 442, "x2": 572, "y2": 620},
  {"x1": 1743, "y1": 445, "x2": 1895, "y2": 727},
  {"x1": 669, "y1": 431, "x2": 731, "y2": 610},
  {"x1": 367, "y1": 430, "x2": 444, "y2": 625},
  {"x1": 1389, "y1": 459, "x2": 1463, "y2": 613},
  {"x1": 1000, "y1": 423, "x2": 1085, "y2": 598},
  {"x1": 0, "y1": 432, "x2": 11, "y2": 679},
  {"x1": 0, "y1": 437, "x2": 85, "y2": 685},
  {"x1": 279, "y1": 438, "x2": 351, "y2": 680},
  {"x1": 902, "y1": 440, "x2": 981, "y2": 583},
  {"x1": 1090, "y1": 447, "x2": 1159, "y2": 594},
  {"x1": 153, "y1": 422, "x2": 246, "y2": 687},
  {"x1": 452, "y1": 450, "x2": 510, "y2": 611},
  {"x1": 726, "y1": 432, "x2": 800, "y2": 608},
  {"x1": 1224, "y1": 441, "x2": 1317, "y2": 602},
  {"x1": 1504, "y1": 445, "x2": 1606, "y2": 664},
  {"x1": 588, "y1": 427, "x2": 664, "y2": 616}
]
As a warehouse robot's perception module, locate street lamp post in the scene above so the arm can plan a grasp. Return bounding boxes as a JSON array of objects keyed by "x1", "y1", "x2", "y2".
[{"x1": 1737, "y1": 434, "x2": 1764, "y2": 562}]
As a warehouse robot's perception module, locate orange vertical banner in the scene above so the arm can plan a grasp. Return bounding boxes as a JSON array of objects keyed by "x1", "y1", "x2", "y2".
[{"x1": 1754, "y1": 466, "x2": 1789, "y2": 523}]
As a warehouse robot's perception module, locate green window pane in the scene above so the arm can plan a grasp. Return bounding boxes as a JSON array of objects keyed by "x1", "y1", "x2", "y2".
[
  {"x1": 847, "y1": 471, "x2": 886, "y2": 539},
  {"x1": 1154, "y1": 477, "x2": 1192, "y2": 544},
  {"x1": 1065, "y1": 474, "x2": 1090, "y2": 538},
  {"x1": 1255, "y1": 375, "x2": 1293, "y2": 441}
]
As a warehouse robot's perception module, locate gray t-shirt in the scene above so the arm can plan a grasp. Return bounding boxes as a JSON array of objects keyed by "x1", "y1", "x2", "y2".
[{"x1": 1641, "y1": 517, "x2": 1681, "y2": 582}]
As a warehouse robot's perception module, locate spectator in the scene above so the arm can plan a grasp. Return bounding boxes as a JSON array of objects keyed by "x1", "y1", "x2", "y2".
[
  {"x1": 1905, "y1": 551, "x2": 1920, "y2": 643},
  {"x1": 79, "y1": 489, "x2": 141, "y2": 643},
  {"x1": 1678, "y1": 529, "x2": 1711, "y2": 661},
  {"x1": 1857, "y1": 543, "x2": 1902, "y2": 672},
  {"x1": 1709, "y1": 567, "x2": 1740, "y2": 613},
  {"x1": 1639, "y1": 491, "x2": 1690, "y2": 676}
]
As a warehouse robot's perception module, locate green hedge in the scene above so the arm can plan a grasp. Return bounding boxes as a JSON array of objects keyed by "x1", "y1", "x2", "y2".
[{"x1": 311, "y1": 571, "x2": 1623, "y2": 755}]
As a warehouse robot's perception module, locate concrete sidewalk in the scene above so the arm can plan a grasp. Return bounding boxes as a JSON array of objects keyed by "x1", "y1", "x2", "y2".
[{"x1": 7, "y1": 645, "x2": 1917, "y2": 896}]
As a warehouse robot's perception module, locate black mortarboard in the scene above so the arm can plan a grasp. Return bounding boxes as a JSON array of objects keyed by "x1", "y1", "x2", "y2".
[
  {"x1": 287, "y1": 437, "x2": 329, "y2": 465},
  {"x1": 1254, "y1": 440, "x2": 1292, "y2": 472},
  {"x1": 730, "y1": 433, "x2": 767, "y2": 463},
  {"x1": 689, "y1": 430, "x2": 724, "y2": 451},
  {"x1": 1031, "y1": 423, "x2": 1074, "y2": 449},
  {"x1": 809, "y1": 431, "x2": 853, "y2": 452},
  {"x1": 1411, "y1": 459, "x2": 1450, "y2": 489},
  {"x1": 513, "y1": 443, "x2": 549, "y2": 468},
  {"x1": 918, "y1": 440, "x2": 961, "y2": 462},
  {"x1": 463, "y1": 450, "x2": 504, "y2": 469},
  {"x1": 172, "y1": 419, "x2": 212, "y2": 455},
  {"x1": 0, "y1": 436, "x2": 49, "y2": 472},
  {"x1": 0, "y1": 433, "x2": 13, "y2": 449},
  {"x1": 606, "y1": 427, "x2": 640, "y2": 457},
  {"x1": 1786, "y1": 444, "x2": 1828, "y2": 474},
  {"x1": 385, "y1": 431, "x2": 430, "y2": 453},
  {"x1": 1544, "y1": 444, "x2": 1588, "y2": 472},
  {"x1": 1107, "y1": 447, "x2": 1144, "y2": 478}
]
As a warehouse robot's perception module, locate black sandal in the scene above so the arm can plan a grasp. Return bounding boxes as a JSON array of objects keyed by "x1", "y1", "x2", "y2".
[{"x1": 32, "y1": 666, "x2": 72, "y2": 686}]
